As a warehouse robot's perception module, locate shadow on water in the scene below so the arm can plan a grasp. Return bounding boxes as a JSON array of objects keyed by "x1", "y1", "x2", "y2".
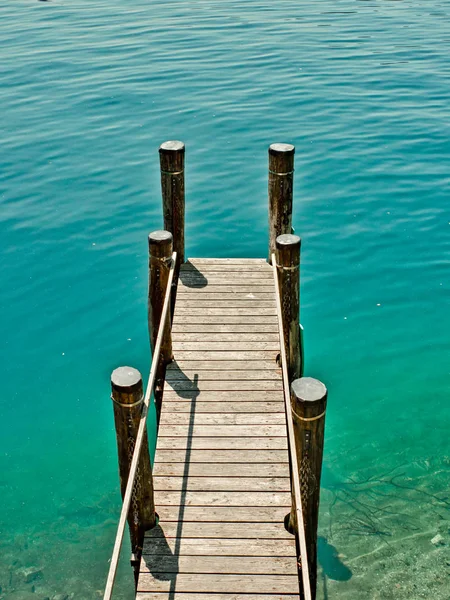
[
  {"x1": 142, "y1": 372, "x2": 200, "y2": 599},
  {"x1": 179, "y1": 261, "x2": 208, "y2": 288},
  {"x1": 318, "y1": 536, "x2": 352, "y2": 582}
]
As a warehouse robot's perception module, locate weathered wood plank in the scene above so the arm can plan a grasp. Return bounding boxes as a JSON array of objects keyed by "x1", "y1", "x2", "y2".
[
  {"x1": 175, "y1": 309, "x2": 277, "y2": 318},
  {"x1": 153, "y1": 463, "x2": 288, "y2": 478},
  {"x1": 185, "y1": 258, "x2": 267, "y2": 265},
  {"x1": 167, "y1": 360, "x2": 280, "y2": 370},
  {"x1": 154, "y1": 449, "x2": 289, "y2": 464},
  {"x1": 160, "y1": 402, "x2": 285, "y2": 413},
  {"x1": 179, "y1": 280, "x2": 274, "y2": 288},
  {"x1": 164, "y1": 380, "x2": 282, "y2": 392},
  {"x1": 137, "y1": 573, "x2": 299, "y2": 594},
  {"x1": 180, "y1": 272, "x2": 272, "y2": 280},
  {"x1": 172, "y1": 326, "x2": 279, "y2": 335},
  {"x1": 137, "y1": 595, "x2": 299, "y2": 600},
  {"x1": 156, "y1": 437, "x2": 288, "y2": 451},
  {"x1": 176, "y1": 300, "x2": 276, "y2": 308},
  {"x1": 173, "y1": 342, "x2": 279, "y2": 351},
  {"x1": 157, "y1": 425, "x2": 286, "y2": 438},
  {"x1": 162, "y1": 391, "x2": 283, "y2": 402},
  {"x1": 154, "y1": 490, "x2": 290, "y2": 506},
  {"x1": 153, "y1": 476, "x2": 291, "y2": 492},
  {"x1": 154, "y1": 505, "x2": 289, "y2": 522},
  {"x1": 171, "y1": 333, "x2": 279, "y2": 342},
  {"x1": 165, "y1": 370, "x2": 282, "y2": 382},
  {"x1": 175, "y1": 293, "x2": 276, "y2": 301},
  {"x1": 142, "y1": 537, "x2": 295, "y2": 557},
  {"x1": 182, "y1": 263, "x2": 270, "y2": 271},
  {"x1": 177, "y1": 304, "x2": 277, "y2": 316},
  {"x1": 159, "y1": 413, "x2": 286, "y2": 426},
  {"x1": 140, "y1": 555, "x2": 296, "y2": 575},
  {"x1": 146, "y1": 521, "x2": 291, "y2": 538},
  {"x1": 171, "y1": 350, "x2": 279, "y2": 359},
  {"x1": 173, "y1": 317, "x2": 278, "y2": 325},
  {"x1": 178, "y1": 286, "x2": 275, "y2": 294}
]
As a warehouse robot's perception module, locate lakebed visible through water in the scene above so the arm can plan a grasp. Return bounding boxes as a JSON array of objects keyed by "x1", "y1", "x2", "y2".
[{"x1": 1, "y1": 1, "x2": 449, "y2": 598}]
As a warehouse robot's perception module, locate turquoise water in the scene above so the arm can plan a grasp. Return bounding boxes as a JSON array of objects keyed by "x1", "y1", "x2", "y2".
[{"x1": 1, "y1": 1, "x2": 449, "y2": 598}]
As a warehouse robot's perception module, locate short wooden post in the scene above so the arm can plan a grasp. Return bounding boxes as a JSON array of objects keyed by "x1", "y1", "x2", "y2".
[
  {"x1": 148, "y1": 230, "x2": 174, "y2": 426},
  {"x1": 110, "y1": 366, "x2": 156, "y2": 558},
  {"x1": 276, "y1": 233, "x2": 302, "y2": 381},
  {"x1": 159, "y1": 140, "x2": 185, "y2": 268},
  {"x1": 268, "y1": 143, "x2": 295, "y2": 263},
  {"x1": 289, "y1": 377, "x2": 327, "y2": 600}
]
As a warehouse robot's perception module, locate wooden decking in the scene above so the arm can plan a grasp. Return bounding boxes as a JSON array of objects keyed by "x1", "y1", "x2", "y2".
[{"x1": 137, "y1": 258, "x2": 299, "y2": 599}]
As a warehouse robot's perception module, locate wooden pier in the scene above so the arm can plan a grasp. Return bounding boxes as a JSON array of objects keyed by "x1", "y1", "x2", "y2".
[
  {"x1": 104, "y1": 142, "x2": 328, "y2": 600},
  {"x1": 139, "y1": 258, "x2": 298, "y2": 598}
]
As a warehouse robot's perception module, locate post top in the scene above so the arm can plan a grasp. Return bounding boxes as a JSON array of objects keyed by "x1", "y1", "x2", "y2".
[
  {"x1": 111, "y1": 366, "x2": 142, "y2": 390},
  {"x1": 149, "y1": 230, "x2": 173, "y2": 245},
  {"x1": 291, "y1": 377, "x2": 327, "y2": 403},
  {"x1": 159, "y1": 140, "x2": 185, "y2": 153},
  {"x1": 276, "y1": 233, "x2": 301, "y2": 247},
  {"x1": 269, "y1": 143, "x2": 295, "y2": 156}
]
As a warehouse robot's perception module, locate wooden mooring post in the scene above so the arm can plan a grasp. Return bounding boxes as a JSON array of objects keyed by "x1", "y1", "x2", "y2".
[
  {"x1": 110, "y1": 366, "x2": 156, "y2": 582},
  {"x1": 276, "y1": 233, "x2": 302, "y2": 381},
  {"x1": 268, "y1": 143, "x2": 295, "y2": 262},
  {"x1": 288, "y1": 377, "x2": 327, "y2": 599},
  {"x1": 148, "y1": 230, "x2": 174, "y2": 427},
  {"x1": 159, "y1": 140, "x2": 185, "y2": 276}
]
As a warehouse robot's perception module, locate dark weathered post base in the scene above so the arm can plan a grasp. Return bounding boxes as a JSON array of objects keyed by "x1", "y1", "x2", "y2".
[
  {"x1": 110, "y1": 366, "x2": 156, "y2": 581},
  {"x1": 288, "y1": 377, "x2": 327, "y2": 600},
  {"x1": 276, "y1": 233, "x2": 302, "y2": 382}
]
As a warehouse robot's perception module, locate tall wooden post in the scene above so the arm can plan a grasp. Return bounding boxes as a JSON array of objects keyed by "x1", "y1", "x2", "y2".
[
  {"x1": 159, "y1": 140, "x2": 185, "y2": 267},
  {"x1": 276, "y1": 233, "x2": 302, "y2": 381},
  {"x1": 289, "y1": 377, "x2": 327, "y2": 600},
  {"x1": 110, "y1": 366, "x2": 156, "y2": 559},
  {"x1": 148, "y1": 230, "x2": 174, "y2": 426},
  {"x1": 268, "y1": 143, "x2": 295, "y2": 263}
]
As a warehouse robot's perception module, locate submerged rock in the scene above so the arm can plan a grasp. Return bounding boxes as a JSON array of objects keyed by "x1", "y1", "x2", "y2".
[
  {"x1": 18, "y1": 565, "x2": 43, "y2": 583},
  {"x1": 431, "y1": 533, "x2": 445, "y2": 546}
]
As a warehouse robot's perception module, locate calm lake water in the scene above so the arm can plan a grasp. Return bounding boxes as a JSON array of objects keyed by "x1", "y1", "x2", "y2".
[{"x1": 1, "y1": 1, "x2": 449, "y2": 598}]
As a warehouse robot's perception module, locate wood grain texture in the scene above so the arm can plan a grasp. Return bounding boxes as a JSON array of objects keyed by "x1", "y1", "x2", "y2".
[
  {"x1": 153, "y1": 463, "x2": 289, "y2": 478},
  {"x1": 166, "y1": 359, "x2": 280, "y2": 370},
  {"x1": 156, "y1": 425, "x2": 286, "y2": 438},
  {"x1": 138, "y1": 259, "x2": 298, "y2": 599},
  {"x1": 137, "y1": 595, "x2": 299, "y2": 600},
  {"x1": 153, "y1": 491, "x2": 291, "y2": 506},
  {"x1": 164, "y1": 380, "x2": 283, "y2": 392},
  {"x1": 137, "y1": 574, "x2": 299, "y2": 594},
  {"x1": 160, "y1": 402, "x2": 285, "y2": 413},
  {"x1": 154, "y1": 505, "x2": 289, "y2": 522},
  {"x1": 153, "y1": 476, "x2": 291, "y2": 493},
  {"x1": 154, "y1": 449, "x2": 288, "y2": 464},
  {"x1": 162, "y1": 391, "x2": 283, "y2": 402},
  {"x1": 165, "y1": 369, "x2": 282, "y2": 380},
  {"x1": 170, "y1": 350, "x2": 279, "y2": 359},
  {"x1": 145, "y1": 521, "x2": 292, "y2": 538},
  {"x1": 171, "y1": 333, "x2": 279, "y2": 342},
  {"x1": 141, "y1": 555, "x2": 296, "y2": 575},
  {"x1": 142, "y1": 537, "x2": 296, "y2": 557},
  {"x1": 155, "y1": 436, "x2": 288, "y2": 451},
  {"x1": 172, "y1": 341, "x2": 279, "y2": 350},
  {"x1": 158, "y1": 413, "x2": 286, "y2": 426}
]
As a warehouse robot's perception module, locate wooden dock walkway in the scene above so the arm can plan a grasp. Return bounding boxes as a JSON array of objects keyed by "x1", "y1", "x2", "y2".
[
  {"x1": 104, "y1": 142, "x2": 328, "y2": 600},
  {"x1": 137, "y1": 258, "x2": 300, "y2": 599}
]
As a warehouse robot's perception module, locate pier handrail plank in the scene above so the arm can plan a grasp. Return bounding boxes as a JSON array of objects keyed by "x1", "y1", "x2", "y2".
[
  {"x1": 103, "y1": 252, "x2": 177, "y2": 600},
  {"x1": 272, "y1": 253, "x2": 312, "y2": 600}
]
